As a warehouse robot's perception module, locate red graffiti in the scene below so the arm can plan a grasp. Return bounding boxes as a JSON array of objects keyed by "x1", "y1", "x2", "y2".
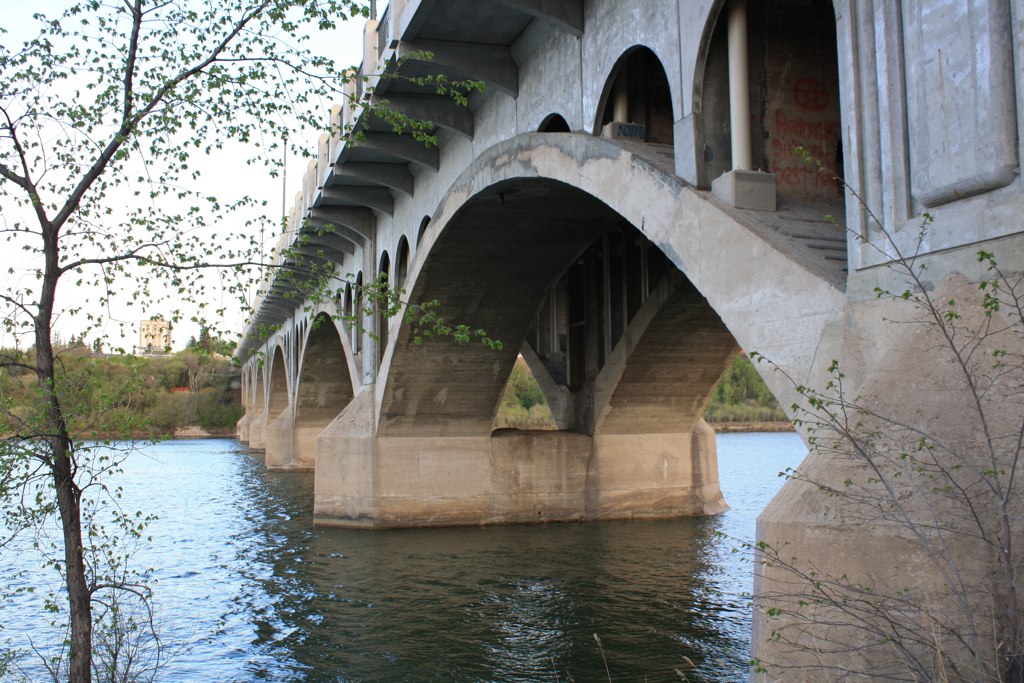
[
  {"x1": 766, "y1": 78, "x2": 841, "y2": 194},
  {"x1": 773, "y1": 110, "x2": 841, "y2": 142},
  {"x1": 771, "y1": 140, "x2": 832, "y2": 159},
  {"x1": 792, "y1": 77, "x2": 830, "y2": 112},
  {"x1": 774, "y1": 164, "x2": 835, "y2": 189}
]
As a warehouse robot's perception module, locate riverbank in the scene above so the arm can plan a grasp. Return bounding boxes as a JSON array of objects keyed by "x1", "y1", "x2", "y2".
[
  {"x1": 711, "y1": 421, "x2": 794, "y2": 433},
  {"x1": 173, "y1": 425, "x2": 237, "y2": 438}
]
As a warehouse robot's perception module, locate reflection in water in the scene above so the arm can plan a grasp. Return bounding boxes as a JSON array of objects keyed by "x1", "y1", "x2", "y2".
[{"x1": 0, "y1": 434, "x2": 805, "y2": 682}]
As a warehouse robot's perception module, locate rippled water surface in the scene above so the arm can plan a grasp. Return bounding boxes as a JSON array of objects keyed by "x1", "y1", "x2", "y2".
[{"x1": 1, "y1": 433, "x2": 805, "y2": 682}]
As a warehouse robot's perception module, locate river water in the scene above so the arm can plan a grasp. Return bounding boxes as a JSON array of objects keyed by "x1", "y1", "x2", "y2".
[{"x1": 1, "y1": 433, "x2": 805, "y2": 682}]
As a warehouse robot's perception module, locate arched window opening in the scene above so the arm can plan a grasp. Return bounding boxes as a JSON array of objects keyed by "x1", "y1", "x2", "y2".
[
  {"x1": 353, "y1": 271, "x2": 363, "y2": 355},
  {"x1": 416, "y1": 216, "x2": 431, "y2": 247},
  {"x1": 343, "y1": 282, "x2": 353, "y2": 331},
  {"x1": 396, "y1": 236, "x2": 411, "y2": 292},
  {"x1": 538, "y1": 114, "x2": 571, "y2": 133},
  {"x1": 377, "y1": 252, "x2": 390, "y2": 370},
  {"x1": 697, "y1": 0, "x2": 842, "y2": 208},
  {"x1": 596, "y1": 47, "x2": 674, "y2": 145}
]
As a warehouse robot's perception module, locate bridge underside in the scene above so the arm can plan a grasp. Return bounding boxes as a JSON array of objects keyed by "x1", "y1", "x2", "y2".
[{"x1": 314, "y1": 177, "x2": 741, "y2": 527}]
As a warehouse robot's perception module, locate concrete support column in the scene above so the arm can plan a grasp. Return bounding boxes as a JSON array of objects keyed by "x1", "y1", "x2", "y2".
[
  {"x1": 712, "y1": 0, "x2": 776, "y2": 211},
  {"x1": 248, "y1": 409, "x2": 269, "y2": 450},
  {"x1": 727, "y1": 0, "x2": 752, "y2": 171},
  {"x1": 588, "y1": 419, "x2": 728, "y2": 518},
  {"x1": 236, "y1": 412, "x2": 252, "y2": 443},
  {"x1": 612, "y1": 68, "x2": 629, "y2": 123},
  {"x1": 265, "y1": 408, "x2": 298, "y2": 470},
  {"x1": 291, "y1": 418, "x2": 331, "y2": 471}
]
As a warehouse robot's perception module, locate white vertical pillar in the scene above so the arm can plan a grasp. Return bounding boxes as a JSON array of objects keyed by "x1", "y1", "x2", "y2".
[
  {"x1": 727, "y1": 0, "x2": 752, "y2": 171},
  {"x1": 613, "y1": 68, "x2": 629, "y2": 122}
]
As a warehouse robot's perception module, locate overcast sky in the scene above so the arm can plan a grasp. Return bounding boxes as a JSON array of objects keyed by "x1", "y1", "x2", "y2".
[{"x1": 1, "y1": 1, "x2": 371, "y2": 352}]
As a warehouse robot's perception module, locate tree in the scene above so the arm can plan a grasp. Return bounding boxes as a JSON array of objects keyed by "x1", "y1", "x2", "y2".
[
  {"x1": 0, "y1": 1, "x2": 485, "y2": 679},
  {"x1": 752, "y1": 164, "x2": 1024, "y2": 681}
]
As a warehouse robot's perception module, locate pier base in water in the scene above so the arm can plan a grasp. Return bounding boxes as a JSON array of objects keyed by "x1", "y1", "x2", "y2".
[{"x1": 312, "y1": 406, "x2": 726, "y2": 528}]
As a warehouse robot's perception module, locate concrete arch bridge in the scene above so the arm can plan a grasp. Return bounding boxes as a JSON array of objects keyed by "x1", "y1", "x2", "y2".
[{"x1": 235, "y1": 0, "x2": 1024, "y2": 676}]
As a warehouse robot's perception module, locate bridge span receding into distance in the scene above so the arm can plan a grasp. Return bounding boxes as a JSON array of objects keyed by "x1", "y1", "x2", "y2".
[{"x1": 234, "y1": 0, "x2": 1024, "y2": 677}]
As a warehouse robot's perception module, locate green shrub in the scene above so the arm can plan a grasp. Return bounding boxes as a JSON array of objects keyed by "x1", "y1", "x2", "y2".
[{"x1": 705, "y1": 354, "x2": 788, "y2": 423}]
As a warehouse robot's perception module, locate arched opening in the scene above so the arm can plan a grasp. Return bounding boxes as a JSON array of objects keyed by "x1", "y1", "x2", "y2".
[
  {"x1": 353, "y1": 271, "x2": 363, "y2": 355},
  {"x1": 343, "y1": 282, "x2": 353, "y2": 331},
  {"x1": 294, "y1": 313, "x2": 354, "y2": 467},
  {"x1": 395, "y1": 236, "x2": 411, "y2": 292},
  {"x1": 253, "y1": 368, "x2": 264, "y2": 415},
  {"x1": 595, "y1": 47, "x2": 674, "y2": 146},
  {"x1": 267, "y1": 346, "x2": 289, "y2": 422},
  {"x1": 416, "y1": 216, "x2": 431, "y2": 247},
  {"x1": 493, "y1": 354, "x2": 558, "y2": 430},
  {"x1": 380, "y1": 178, "x2": 751, "y2": 447},
  {"x1": 377, "y1": 251, "x2": 390, "y2": 370},
  {"x1": 538, "y1": 113, "x2": 571, "y2": 133},
  {"x1": 696, "y1": 0, "x2": 843, "y2": 207}
]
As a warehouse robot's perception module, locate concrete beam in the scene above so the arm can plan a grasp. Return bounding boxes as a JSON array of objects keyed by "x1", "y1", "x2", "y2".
[
  {"x1": 254, "y1": 297, "x2": 298, "y2": 324},
  {"x1": 333, "y1": 162, "x2": 414, "y2": 196},
  {"x1": 282, "y1": 253, "x2": 339, "y2": 284},
  {"x1": 486, "y1": 0, "x2": 583, "y2": 37},
  {"x1": 307, "y1": 207, "x2": 375, "y2": 244},
  {"x1": 317, "y1": 186, "x2": 395, "y2": 215},
  {"x1": 296, "y1": 232, "x2": 356, "y2": 256},
  {"x1": 374, "y1": 93, "x2": 474, "y2": 139},
  {"x1": 253, "y1": 300, "x2": 293, "y2": 320},
  {"x1": 358, "y1": 131, "x2": 440, "y2": 170},
  {"x1": 397, "y1": 39, "x2": 518, "y2": 96}
]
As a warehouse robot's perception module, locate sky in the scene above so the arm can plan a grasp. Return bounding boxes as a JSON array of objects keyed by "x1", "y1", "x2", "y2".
[{"x1": 1, "y1": 0, "x2": 373, "y2": 352}]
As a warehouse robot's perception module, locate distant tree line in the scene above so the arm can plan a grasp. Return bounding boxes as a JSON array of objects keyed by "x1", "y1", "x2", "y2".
[
  {"x1": 0, "y1": 341, "x2": 241, "y2": 438},
  {"x1": 0, "y1": 344, "x2": 783, "y2": 438}
]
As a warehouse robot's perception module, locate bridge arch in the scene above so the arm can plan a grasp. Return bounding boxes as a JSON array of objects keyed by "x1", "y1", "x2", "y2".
[
  {"x1": 338, "y1": 131, "x2": 848, "y2": 526},
  {"x1": 246, "y1": 367, "x2": 267, "y2": 449},
  {"x1": 267, "y1": 345, "x2": 290, "y2": 423},
  {"x1": 382, "y1": 132, "x2": 844, "y2": 435},
  {"x1": 237, "y1": 362, "x2": 261, "y2": 445},
  {"x1": 255, "y1": 344, "x2": 291, "y2": 455},
  {"x1": 282, "y1": 311, "x2": 357, "y2": 470},
  {"x1": 382, "y1": 173, "x2": 740, "y2": 441},
  {"x1": 578, "y1": 10, "x2": 684, "y2": 138}
]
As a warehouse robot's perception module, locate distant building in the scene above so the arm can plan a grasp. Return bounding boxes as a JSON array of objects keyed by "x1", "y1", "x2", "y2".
[{"x1": 139, "y1": 317, "x2": 172, "y2": 354}]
